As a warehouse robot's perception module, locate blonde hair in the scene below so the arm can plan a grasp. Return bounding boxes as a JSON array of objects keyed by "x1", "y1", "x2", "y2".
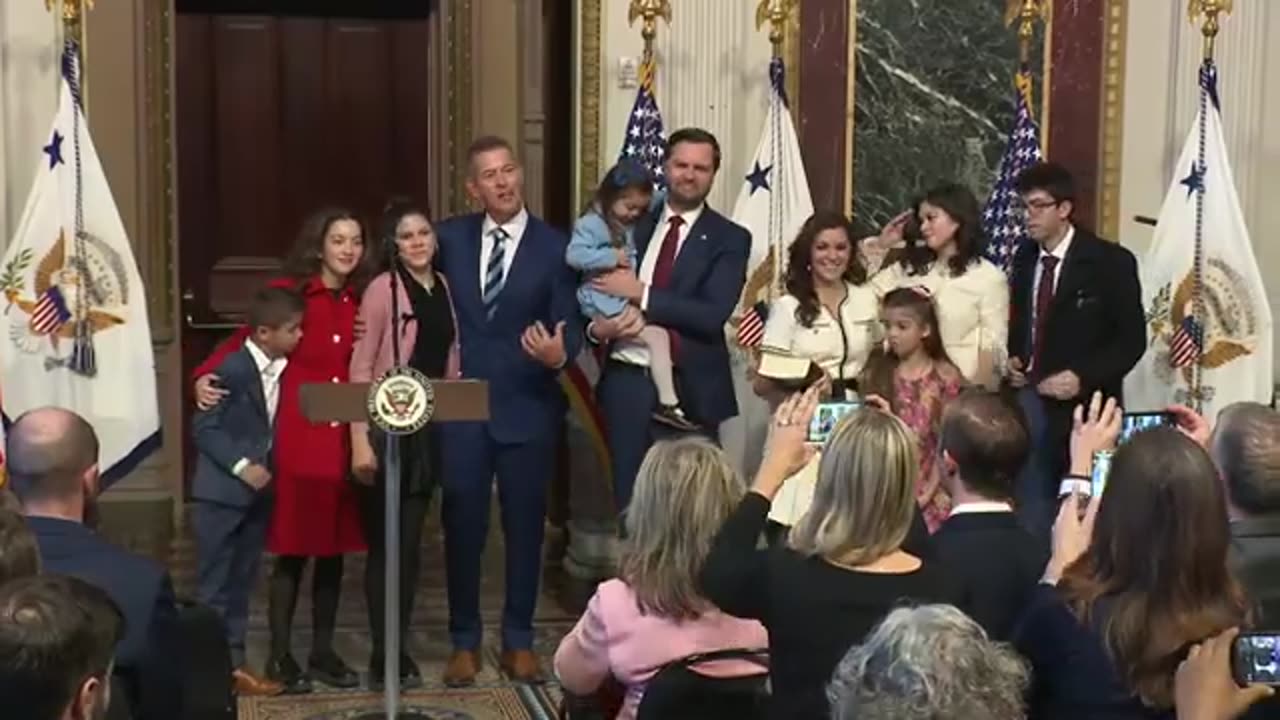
[
  {"x1": 789, "y1": 409, "x2": 918, "y2": 565},
  {"x1": 620, "y1": 436, "x2": 746, "y2": 619}
]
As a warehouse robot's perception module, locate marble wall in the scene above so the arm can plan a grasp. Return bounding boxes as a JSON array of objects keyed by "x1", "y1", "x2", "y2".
[{"x1": 849, "y1": 0, "x2": 1044, "y2": 236}]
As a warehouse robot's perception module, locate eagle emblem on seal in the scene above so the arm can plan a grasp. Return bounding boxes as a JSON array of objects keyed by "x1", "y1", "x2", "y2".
[{"x1": 1, "y1": 229, "x2": 128, "y2": 374}]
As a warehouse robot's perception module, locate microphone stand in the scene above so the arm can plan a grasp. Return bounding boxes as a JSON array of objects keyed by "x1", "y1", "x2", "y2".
[{"x1": 355, "y1": 237, "x2": 427, "y2": 720}]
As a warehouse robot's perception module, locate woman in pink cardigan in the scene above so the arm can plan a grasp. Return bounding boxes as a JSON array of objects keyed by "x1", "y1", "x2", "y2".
[
  {"x1": 349, "y1": 199, "x2": 461, "y2": 690},
  {"x1": 554, "y1": 437, "x2": 769, "y2": 718}
]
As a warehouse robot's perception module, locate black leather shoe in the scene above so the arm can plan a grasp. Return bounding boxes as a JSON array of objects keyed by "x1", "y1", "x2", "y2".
[
  {"x1": 309, "y1": 649, "x2": 359, "y2": 689},
  {"x1": 266, "y1": 653, "x2": 313, "y2": 695}
]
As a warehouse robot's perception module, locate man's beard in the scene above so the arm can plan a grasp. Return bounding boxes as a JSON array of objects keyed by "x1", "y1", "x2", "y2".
[{"x1": 82, "y1": 493, "x2": 100, "y2": 530}]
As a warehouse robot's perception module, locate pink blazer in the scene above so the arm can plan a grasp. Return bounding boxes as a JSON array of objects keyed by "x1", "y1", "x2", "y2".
[
  {"x1": 350, "y1": 270, "x2": 461, "y2": 434},
  {"x1": 554, "y1": 579, "x2": 769, "y2": 720}
]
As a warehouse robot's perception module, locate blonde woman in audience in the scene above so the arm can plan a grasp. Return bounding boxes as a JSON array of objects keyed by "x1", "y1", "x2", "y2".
[
  {"x1": 554, "y1": 437, "x2": 768, "y2": 720},
  {"x1": 868, "y1": 184, "x2": 1009, "y2": 387},
  {"x1": 701, "y1": 386, "x2": 957, "y2": 720}
]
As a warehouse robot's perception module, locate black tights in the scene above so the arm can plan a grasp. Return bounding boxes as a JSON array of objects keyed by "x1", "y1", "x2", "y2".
[{"x1": 268, "y1": 554, "x2": 343, "y2": 660}]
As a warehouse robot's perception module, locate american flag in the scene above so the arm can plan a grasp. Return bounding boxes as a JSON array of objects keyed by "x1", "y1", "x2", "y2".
[
  {"x1": 1169, "y1": 315, "x2": 1204, "y2": 368},
  {"x1": 737, "y1": 301, "x2": 769, "y2": 348},
  {"x1": 982, "y1": 69, "x2": 1043, "y2": 275},
  {"x1": 30, "y1": 286, "x2": 71, "y2": 334},
  {"x1": 619, "y1": 58, "x2": 667, "y2": 189}
]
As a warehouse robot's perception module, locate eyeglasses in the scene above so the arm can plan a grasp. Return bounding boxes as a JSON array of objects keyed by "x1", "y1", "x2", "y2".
[{"x1": 1018, "y1": 198, "x2": 1061, "y2": 214}]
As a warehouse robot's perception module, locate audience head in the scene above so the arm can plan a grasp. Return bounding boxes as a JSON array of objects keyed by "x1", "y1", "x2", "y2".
[
  {"x1": 465, "y1": 135, "x2": 524, "y2": 222},
  {"x1": 593, "y1": 161, "x2": 654, "y2": 230},
  {"x1": 1210, "y1": 402, "x2": 1280, "y2": 517},
  {"x1": 283, "y1": 206, "x2": 368, "y2": 289},
  {"x1": 246, "y1": 286, "x2": 304, "y2": 359},
  {"x1": 904, "y1": 182, "x2": 983, "y2": 277},
  {"x1": 789, "y1": 409, "x2": 917, "y2": 566},
  {"x1": 621, "y1": 437, "x2": 744, "y2": 620},
  {"x1": 0, "y1": 508, "x2": 39, "y2": 586},
  {"x1": 1015, "y1": 162, "x2": 1076, "y2": 245},
  {"x1": 0, "y1": 575, "x2": 125, "y2": 720},
  {"x1": 939, "y1": 390, "x2": 1029, "y2": 502},
  {"x1": 1060, "y1": 427, "x2": 1246, "y2": 708},
  {"x1": 828, "y1": 604, "x2": 1029, "y2": 720},
  {"x1": 784, "y1": 211, "x2": 867, "y2": 327},
  {"x1": 663, "y1": 127, "x2": 720, "y2": 209},
  {"x1": 379, "y1": 198, "x2": 437, "y2": 274},
  {"x1": 6, "y1": 408, "x2": 100, "y2": 528}
]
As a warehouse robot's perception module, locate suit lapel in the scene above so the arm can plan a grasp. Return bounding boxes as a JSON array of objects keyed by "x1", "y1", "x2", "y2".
[
  {"x1": 633, "y1": 204, "x2": 661, "y2": 261},
  {"x1": 671, "y1": 210, "x2": 715, "y2": 288},
  {"x1": 493, "y1": 218, "x2": 541, "y2": 325},
  {"x1": 237, "y1": 348, "x2": 270, "y2": 424},
  {"x1": 1048, "y1": 232, "x2": 1089, "y2": 319},
  {"x1": 454, "y1": 215, "x2": 485, "y2": 323}
]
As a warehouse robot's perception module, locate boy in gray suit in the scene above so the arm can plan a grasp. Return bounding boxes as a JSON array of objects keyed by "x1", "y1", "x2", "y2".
[{"x1": 191, "y1": 286, "x2": 303, "y2": 695}]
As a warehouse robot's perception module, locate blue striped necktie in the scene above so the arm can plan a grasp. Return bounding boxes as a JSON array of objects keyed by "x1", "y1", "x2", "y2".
[{"x1": 483, "y1": 227, "x2": 508, "y2": 321}]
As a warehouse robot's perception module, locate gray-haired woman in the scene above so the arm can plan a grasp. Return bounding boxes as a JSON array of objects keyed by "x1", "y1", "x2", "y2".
[{"x1": 828, "y1": 604, "x2": 1029, "y2": 720}]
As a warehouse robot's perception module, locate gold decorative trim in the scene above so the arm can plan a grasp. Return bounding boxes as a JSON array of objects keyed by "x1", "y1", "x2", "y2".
[
  {"x1": 783, "y1": 2, "x2": 801, "y2": 117},
  {"x1": 142, "y1": 1, "x2": 175, "y2": 344},
  {"x1": 447, "y1": 0, "x2": 475, "y2": 215},
  {"x1": 1041, "y1": 0, "x2": 1053, "y2": 153},
  {"x1": 844, "y1": 0, "x2": 857, "y2": 216},
  {"x1": 1098, "y1": 0, "x2": 1128, "y2": 239},
  {"x1": 578, "y1": 0, "x2": 603, "y2": 210}
]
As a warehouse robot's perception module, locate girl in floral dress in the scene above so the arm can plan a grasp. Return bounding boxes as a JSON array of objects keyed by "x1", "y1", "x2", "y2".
[{"x1": 861, "y1": 287, "x2": 964, "y2": 532}]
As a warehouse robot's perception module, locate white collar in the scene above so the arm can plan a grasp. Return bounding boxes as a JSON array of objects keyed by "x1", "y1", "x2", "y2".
[
  {"x1": 1039, "y1": 224, "x2": 1075, "y2": 262},
  {"x1": 482, "y1": 207, "x2": 529, "y2": 241},
  {"x1": 245, "y1": 338, "x2": 286, "y2": 376},
  {"x1": 657, "y1": 201, "x2": 704, "y2": 232},
  {"x1": 948, "y1": 501, "x2": 1015, "y2": 516}
]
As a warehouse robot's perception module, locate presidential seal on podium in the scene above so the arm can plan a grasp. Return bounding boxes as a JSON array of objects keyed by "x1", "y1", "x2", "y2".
[{"x1": 367, "y1": 366, "x2": 435, "y2": 436}]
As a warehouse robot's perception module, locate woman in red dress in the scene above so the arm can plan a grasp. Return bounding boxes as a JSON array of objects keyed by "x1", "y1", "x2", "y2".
[{"x1": 193, "y1": 208, "x2": 369, "y2": 693}]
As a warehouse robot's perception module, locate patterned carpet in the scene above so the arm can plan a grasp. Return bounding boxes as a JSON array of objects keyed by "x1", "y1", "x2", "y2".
[{"x1": 167, "y1": 508, "x2": 595, "y2": 720}]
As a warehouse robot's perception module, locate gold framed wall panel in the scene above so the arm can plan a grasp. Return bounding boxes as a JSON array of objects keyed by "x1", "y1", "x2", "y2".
[
  {"x1": 1098, "y1": 0, "x2": 1128, "y2": 241},
  {"x1": 577, "y1": 0, "x2": 602, "y2": 210},
  {"x1": 448, "y1": 0, "x2": 474, "y2": 215},
  {"x1": 141, "y1": 0, "x2": 175, "y2": 344}
]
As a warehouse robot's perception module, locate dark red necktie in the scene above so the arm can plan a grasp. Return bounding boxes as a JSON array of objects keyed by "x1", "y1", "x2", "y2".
[
  {"x1": 1031, "y1": 254, "x2": 1059, "y2": 372},
  {"x1": 650, "y1": 216, "x2": 683, "y2": 359}
]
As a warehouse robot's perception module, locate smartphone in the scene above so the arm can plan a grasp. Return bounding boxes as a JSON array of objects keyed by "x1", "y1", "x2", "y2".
[
  {"x1": 1090, "y1": 450, "x2": 1113, "y2": 498},
  {"x1": 1120, "y1": 411, "x2": 1175, "y2": 444},
  {"x1": 807, "y1": 401, "x2": 863, "y2": 445},
  {"x1": 1232, "y1": 632, "x2": 1280, "y2": 686}
]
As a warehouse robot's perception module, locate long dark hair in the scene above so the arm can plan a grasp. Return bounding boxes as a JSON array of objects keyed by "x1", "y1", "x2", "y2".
[
  {"x1": 281, "y1": 207, "x2": 373, "y2": 291},
  {"x1": 374, "y1": 197, "x2": 433, "y2": 273},
  {"x1": 784, "y1": 210, "x2": 868, "y2": 327},
  {"x1": 1059, "y1": 428, "x2": 1248, "y2": 709},
  {"x1": 899, "y1": 182, "x2": 984, "y2": 278},
  {"x1": 589, "y1": 161, "x2": 654, "y2": 243},
  {"x1": 859, "y1": 288, "x2": 956, "y2": 412}
]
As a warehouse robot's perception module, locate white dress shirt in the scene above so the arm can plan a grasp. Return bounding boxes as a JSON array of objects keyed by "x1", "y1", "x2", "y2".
[
  {"x1": 1030, "y1": 224, "x2": 1075, "y2": 328},
  {"x1": 233, "y1": 339, "x2": 287, "y2": 477},
  {"x1": 480, "y1": 207, "x2": 530, "y2": 289},
  {"x1": 611, "y1": 202, "x2": 705, "y2": 366}
]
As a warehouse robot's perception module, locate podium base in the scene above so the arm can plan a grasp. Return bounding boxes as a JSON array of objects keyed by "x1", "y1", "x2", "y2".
[{"x1": 350, "y1": 712, "x2": 433, "y2": 720}]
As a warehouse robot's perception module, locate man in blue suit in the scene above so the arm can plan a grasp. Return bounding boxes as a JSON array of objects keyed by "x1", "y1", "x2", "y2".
[
  {"x1": 589, "y1": 127, "x2": 751, "y2": 506},
  {"x1": 434, "y1": 135, "x2": 583, "y2": 686},
  {"x1": 9, "y1": 407, "x2": 182, "y2": 720}
]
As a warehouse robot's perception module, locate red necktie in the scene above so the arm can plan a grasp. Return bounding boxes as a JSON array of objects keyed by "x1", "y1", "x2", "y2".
[
  {"x1": 650, "y1": 216, "x2": 683, "y2": 359},
  {"x1": 1031, "y1": 254, "x2": 1059, "y2": 372}
]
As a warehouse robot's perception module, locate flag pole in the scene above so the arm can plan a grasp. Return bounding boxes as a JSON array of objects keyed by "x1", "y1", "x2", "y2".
[
  {"x1": 1187, "y1": 0, "x2": 1231, "y2": 411},
  {"x1": 756, "y1": 0, "x2": 794, "y2": 59},
  {"x1": 46, "y1": 1, "x2": 92, "y2": 98},
  {"x1": 628, "y1": 0, "x2": 672, "y2": 64},
  {"x1": 1005, "y1": 0, "x2": 1046, "y2": 143}
]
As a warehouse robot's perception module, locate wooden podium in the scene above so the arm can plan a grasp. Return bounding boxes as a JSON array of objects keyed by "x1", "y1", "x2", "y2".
[{"x1": 300, "y1": 376, "x2": 488, "y2": 719}]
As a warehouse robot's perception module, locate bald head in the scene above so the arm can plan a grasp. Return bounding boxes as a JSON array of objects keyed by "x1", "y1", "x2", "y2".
[
  {"x1": 5, "y1": 408, "x2": 99, "y2": 503},
  {"x1": 1213, "y1": 402, "x2": 1280, "y2": 516}
]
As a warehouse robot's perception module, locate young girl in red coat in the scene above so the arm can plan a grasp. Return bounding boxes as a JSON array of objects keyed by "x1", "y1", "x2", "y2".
[{"x1": 193, "y1": 208, "x2": 370, "y2": 693}]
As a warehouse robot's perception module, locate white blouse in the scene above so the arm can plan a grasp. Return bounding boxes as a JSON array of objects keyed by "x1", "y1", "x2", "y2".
[
  {"x1": 761, "y1": 283, "x2": 880, "y2": 387},
  {"x1": 869, "y1": 258, "x2": 1009, "y2": 384}
]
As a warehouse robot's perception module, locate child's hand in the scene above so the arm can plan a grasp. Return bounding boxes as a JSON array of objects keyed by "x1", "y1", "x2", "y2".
[
  {"x1": 615, "y1": 247, "x2": 631, "y2": 268},
  {"x1": 240, "y1": 463, "x2": 272, "y2": 490}
]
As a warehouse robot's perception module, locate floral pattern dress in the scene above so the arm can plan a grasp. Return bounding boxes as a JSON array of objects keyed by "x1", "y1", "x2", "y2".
[{"x1": 894, "y1": 364, "x2": 964, "y2": 532}]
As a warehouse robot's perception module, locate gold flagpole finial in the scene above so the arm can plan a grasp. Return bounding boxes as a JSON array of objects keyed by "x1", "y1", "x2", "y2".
[
  {"x1": 755, "y1": 0, "x2": 796, "y2": 58},
  {"x1": 1188, "y1": 0, "x2": 1233, "y2": 61},
  {"x1": 628, "y1": 0, "x2": 672, "y2": 60},
  {"x1": 45, "y1": 0, "x2": 93, "y2": 33},
  {"x1": 1004, "y1": 0, "x2": 1046, "y2": 65}
]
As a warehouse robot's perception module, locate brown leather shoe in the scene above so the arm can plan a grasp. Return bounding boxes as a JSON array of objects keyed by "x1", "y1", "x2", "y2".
[
  {"x1": 500, "y1": 649, "x2": 546, "y2": 685},
  {"x1": 232, "y1": 666, "x2": 284, "y2": 697},
  {"x1": 443, "y1": 649, "x2": 481, "y2": 688}
]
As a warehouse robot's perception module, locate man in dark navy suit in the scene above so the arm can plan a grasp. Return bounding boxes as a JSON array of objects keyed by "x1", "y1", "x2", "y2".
[
  {"x1": 1006, "y1": 162, "x2": 1146, "y2": 541},
  {"x1": 434, "y1": 135, "x2": 584, "y2": 686},
  {"x1": 9, "y1": 407, "x2": 182, "y2": 720},
  {"x1": 588, "y1": 127, "x2": 751, "y2": 507}
]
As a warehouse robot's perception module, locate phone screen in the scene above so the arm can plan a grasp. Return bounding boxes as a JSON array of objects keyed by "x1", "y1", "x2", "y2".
[
  {"x1": 1090, "y1": 451, "x2": 1113, "y2": 498},
  {"x1": 1233, "y1": 633, "x2": 1280, "y2": 686},
  {"x1": 1120, "y1": 411, "x2": 1174, "y2": 444},
  {"x1": 807, "y1": 401, "x2": 862, "y2": 445}
]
